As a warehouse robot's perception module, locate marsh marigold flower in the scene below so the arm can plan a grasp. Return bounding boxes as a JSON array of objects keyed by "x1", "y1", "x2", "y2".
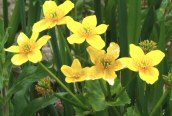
[
  {"x1": 122, "y1": 44, "x2": 165, "y2": 84},
  {"x1": 5, "y1": 32, "x2": 51, "y2": 65},
  {"x1": 32, "y1": 1, "x2": 74, "y2": 32},
  {"x1": 87, "y1": 42, "x2": 125, "y2": 85},
  {"x1": 61, "y1": 59, "x2": 89, "y2": 83},
  {"x1": 67, "y1": 15, "x2": 108, "y2": 50}
]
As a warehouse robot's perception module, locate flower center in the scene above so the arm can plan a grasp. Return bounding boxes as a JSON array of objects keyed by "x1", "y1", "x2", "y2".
[
  {"x1": 22, "y1": 43, "x2": 32, "y2": 53},
  {"x1": 49, "y1": 12, "x2": 58, "y2": 19},
  {"x1": 101, "y1": 59, "x2": 111, "y2": 69},
  {"x1": 81, "y1": 27, "x2": 94, "y2": 37},
  {"x1": 137, "y1": 58, "x2": 152, "y2": 71}
]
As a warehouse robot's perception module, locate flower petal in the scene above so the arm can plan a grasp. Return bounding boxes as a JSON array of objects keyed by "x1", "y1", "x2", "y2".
[
  {"x1": 36, "y1": 35, "x2": 51, "y2": 49},
  {"x1": 94, "y1": 24, "x2": 108, "y2": 34},
  {"x1": 146, "y1": 50, "x2": 165, "y2": 66},
  {"x1": 114, "y1": 59, "x2": 126, "y2": 71},
  {"x1": 71, "y1": 59, "x2": 82, "y2": 70},
  {"x1": 61, "y1": 65, "x2": 73, "y2": 77},
  {"x1": 67, "y1": 34, "x2": 85, "y2": 44},
  {"x1": 56, "y1": 16, "x2": 73, "y2": 25},
  {"x1": 17, "y1": 32, "x2": 29, "y2": 46},
  {"x1": 30, "y1": 32, "x2": 39, "y2": 41},
  {"x1": 82, "y1": 15, "x2": 97, "y2": 27},
  {"x1": 67, "y1": 20, "x2": 82, "y2": 33},
  {"x1": 103, "y1": 70, "x2": 117, "y2": 86},
  {"x1": 86, "y1": 46, "x2": 105, "y2": 64},
  {"x1": 28, "y1": 50, "x2": 42, "y2": 63},
  {"x1": 43, "y1": 1, "x2": 58, "y2": 18},
  {"x1": 86, "y1": 35, "x2": 105, "y2": 50},
  {"x1": 11, "y1": 54, "x2": 28, "y2": 65},
  {"x1": 130, "y1": 44, "x2": 144, "y2": 59},
  {"x1": 65, "y1": 76, "x2": 86, "y2": 83},
  {"x1": 120, "y1": 57, "x2": 138, "y2": 71},
  {"x1": 32, "y1": 19, "x2": 56, "y2": 33},
  {"x1": 58, "y1": 1, "x2": 74, "y2": 17},
  {"x1": 139, "y1": 67, "x2": 159, "y2": 84},
  {"x1": 5, "y1": 46, "x2": 19, "y2": 53},
  {"x1": 107, "y1": 42, "x2": 120, "y2": 59}
]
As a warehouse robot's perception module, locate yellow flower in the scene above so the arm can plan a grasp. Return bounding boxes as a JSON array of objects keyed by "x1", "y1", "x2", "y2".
[
  {"x1": 5, "y1": 32, "x2": 51, "y2": 65},
  {"x1": 87, "y1": 42, "x2": 125, "y2": 85},
  {"x1": 32, "y1": 1, "x2": 74, "y2": 32},
  {"x1": 61, "y1": 59, "x2": 89, "y2": 83},
  {"x1": 67, "y1": 15, "x2": 108, "y2": 50},
  {"x1": 122, "y1": 44, "x2": 165, "y2": 84}
]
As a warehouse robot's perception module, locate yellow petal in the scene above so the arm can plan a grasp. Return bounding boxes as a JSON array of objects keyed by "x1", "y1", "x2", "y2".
[
  {"x1": 85, "y1": 66, "x2": 102, "y2": 80},
  {"x1": 103, "y1": 70, "x2": 117, "y2": 85},
  {"x1": 71, "y1": 59, "x2": 82, "y2": 70},
  {"x1": 139, "y1": 67, "x2": 159, "y2": 84},
  {"x1": 61, "y1": 65, "x2": 73, "y2": 77},
  {"x1": 36, "y1": 35, "x2": 51, "y2": 49},
  {"x1": 86, "y1": 35, "x2": 105, "y2": 50},
  {"x1": 107, "y1": 42, "x2": 120, "y2": 59},
  {"x1": 56, "y1": 16, "x2": 73, "y2": 25},
  {"x1": 114, "y1": 59, "x2": 126, "y2": 71},
  {"x1": 86, "y1": 46, "x2": 105, "y2": 64},
  {"x1": 82, "y1": 15, "x2": 97, "y2": 27},
  {"x1": 130, "y1": 44, "x2": 144, "y2": 59},
  {"x1": 5, "y1": 46, "x2": 19, "y2": 53},
  {"x1": 120, "y1": 57, "x2": 138, "y2": 71},
  {"x1": 58, "y1": 1, "x2": 74, "y2": 17},
  {"x1": 65, "y1": 76, "x2": 86, "y2": 83},
  {"x1": 43, "y1": 1, "x2": 58, "y2": 18},
  {"x1": 30, "y1": 32, "x2": 39, "y2": 41},
  {"x1": 28, "y1": 50, "x2": 42, "y2": 63},
  {"x1": 17, "y1": 32, "x2": 29, "y2": 46},
  {"x1": 67, "y1": 34, "x2": 85, "y2": 44},
  {"x1": 11, "y1": 54, "x2": 28, "y2": 65},
  {"x1": 32, "y1": 19, "x2": 56, "y2": 33},
  {"x1": 67, "y1": 20, "x2": 82, "y2": 33},
  {"x1": 146, "y1": 50, "x2": 165, "y2": 66},
  {"x1": 94, "y1": 24, "x2": 108, "y2": 34}
]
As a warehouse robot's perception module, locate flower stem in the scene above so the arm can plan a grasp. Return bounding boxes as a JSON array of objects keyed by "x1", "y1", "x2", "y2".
[
  {"x1": 39, "y1": 62, "x2": 88, "y2": 110},
  {"x1": 149, "y1": 90, "x2": 170, "y2": 116}
]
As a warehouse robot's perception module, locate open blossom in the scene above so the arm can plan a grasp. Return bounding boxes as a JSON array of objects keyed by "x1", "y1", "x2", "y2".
[
  {"x1": 61, "y1": 59, "x2": 89, "y2": 83},
  {"x1": 87, "y1": 42, "x2": 125, "y2": 85},
  {"x1": 33, "y1": 1, "x2": 74, "y2": 32},
  {"x1": 67, "y1": 15, "x2": 108, "y2": 50},
  {"x1": 5, "y1": 32, "x2": 51, "y2": 65},
  {"x1": 122, "y1": 44, "x2": 165, "y2": 84}
]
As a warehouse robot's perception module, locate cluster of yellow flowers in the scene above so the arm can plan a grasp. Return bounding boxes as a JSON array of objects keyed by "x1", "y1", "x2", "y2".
[{"x1": 5, "y1": 1, "x2": 165, "y2": 85}]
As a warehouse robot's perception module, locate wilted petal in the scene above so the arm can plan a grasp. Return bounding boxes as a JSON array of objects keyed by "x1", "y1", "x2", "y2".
[
  {"x1": 94, "y1": 24, "x2": 108, "y2": 34},
  {"x1": 28, "y1": 50, "x2": 42, "y2": 63},
  {"x1": 82, "y1": 15, "x2": 97, "y2": 27},
  {"x1": 11, "y1": 54, "x2": 28, "y2": 65},
  {"x1": 67, "y1": 34, "x2": 85, "y2": 44},
  {"x1": 107, "y1": 42, "x2": 120, "y2": 59},
  {"x1": 17, "y1": 32, "x2": 29, "y2": 46},
  {"x1": 139, "y1": 67, "x2": 159, "y2": 84},
  {"x1": 130, "y1": 44, "x2": 144, "y2": 60},
  {"x1": 36, "y1": 35, "x2": 51, "y2": 49},
  {"x1": 146, "y1": 50, "x2": 165, "y2": 66},
  {"x1": 86, "y1": 46, "x2": 105, "y2": 64},
  {"x1": 86, "y1": 35, "x2": 105, "y2": 50},
  {"x1": 5, "y1": 46, "x2": 19, "y2": 53}
]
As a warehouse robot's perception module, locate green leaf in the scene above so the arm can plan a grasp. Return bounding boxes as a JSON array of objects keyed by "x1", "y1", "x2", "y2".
[
  {"x1": 107, "y1": 78, "x2": 130, "y2": 106},
  {"x1": 20, "y1": 95, "x2": 59, "y2": 116},
  {"x1": 124, "y1": 106, "x2": 141, "y2": 116},
  {"x1": 7, "y1": 65, "x2": 48, "y2": 99},
  {"x1": 127, "y1": 0, "x2": 141, "y2": 44},
  {"x1": 85, "y1": 80, "x2": 107, "y2": 111}
]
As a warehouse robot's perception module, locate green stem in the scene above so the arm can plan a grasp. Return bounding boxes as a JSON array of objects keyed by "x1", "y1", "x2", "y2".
[
  {"x1": 150, "y1": 90, "x2": 170, "y2": 116},
  {"x1": 39, "y1": 62, "x2": 88, "y2": 110},
  {"x1": 114, "y1": 75, "x2": 134, "y2": 100}
]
